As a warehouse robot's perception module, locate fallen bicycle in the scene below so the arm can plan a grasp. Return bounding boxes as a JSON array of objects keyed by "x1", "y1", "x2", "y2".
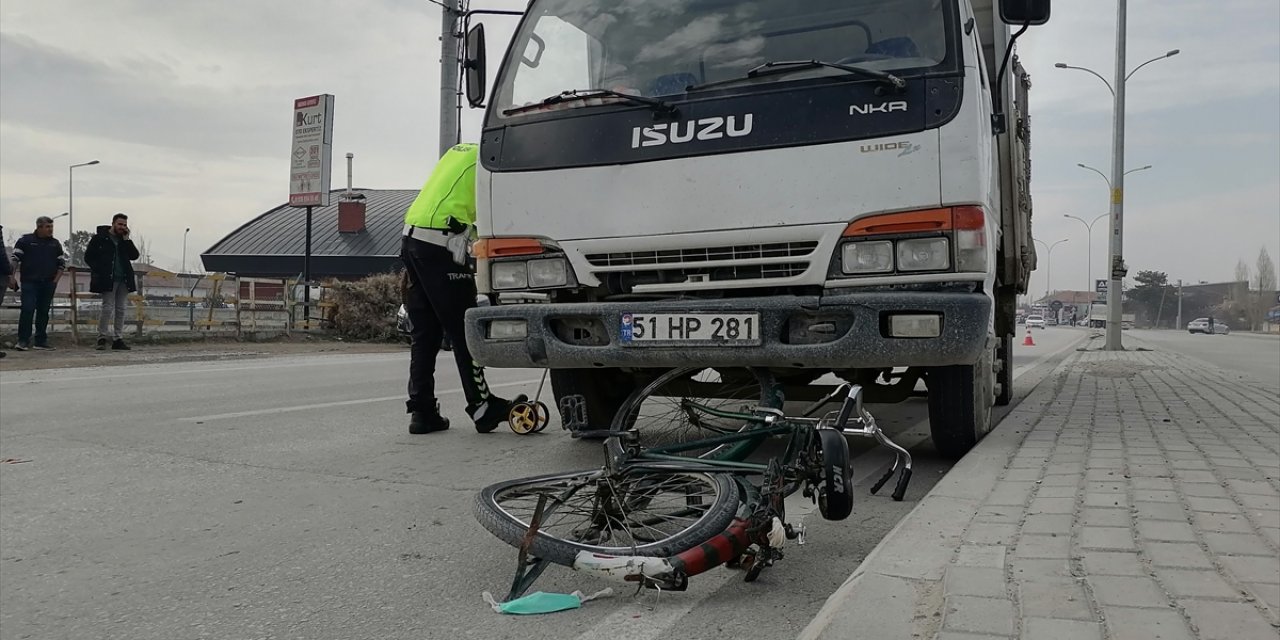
[{"x1": 472, "y1": 366, "x2": 913, "y2": 603}]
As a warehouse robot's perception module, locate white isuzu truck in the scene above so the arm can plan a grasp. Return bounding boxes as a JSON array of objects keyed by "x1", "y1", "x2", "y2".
[{"x1": 461, "y1": 0, "x2": 1051, "y2": 458}]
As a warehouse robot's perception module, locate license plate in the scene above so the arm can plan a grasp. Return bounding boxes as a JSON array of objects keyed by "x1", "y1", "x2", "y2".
[{"x1": 620, "y1": 313, "x2": 761, "y2": 345}]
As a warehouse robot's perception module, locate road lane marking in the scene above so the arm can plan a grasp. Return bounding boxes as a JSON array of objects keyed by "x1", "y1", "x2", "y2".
[{"x1": 179, "y1": 378, "x2": 543, "y2": 422}]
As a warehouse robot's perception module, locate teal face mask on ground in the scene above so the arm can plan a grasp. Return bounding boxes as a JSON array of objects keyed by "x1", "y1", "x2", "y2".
[{"x1": 482, "y1": 588, "x2": 613, "y2": 615}]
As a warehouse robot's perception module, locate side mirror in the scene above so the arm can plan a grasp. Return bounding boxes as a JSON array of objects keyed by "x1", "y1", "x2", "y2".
[
  {"x1": 999, "y1": 0, "x2": 1051, "y2": 25},
  {"x1": 465, "y1": 23, "x2": 488, "y2": 108}
]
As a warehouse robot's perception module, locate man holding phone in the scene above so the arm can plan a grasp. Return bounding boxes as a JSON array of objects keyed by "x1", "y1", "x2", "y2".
[{"x1": 85, "y1": 213, "x2": 140, "y2": 350}]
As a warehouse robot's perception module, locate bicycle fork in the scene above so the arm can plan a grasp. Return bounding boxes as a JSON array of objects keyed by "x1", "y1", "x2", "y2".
[{"x1": 820, "y1": 383, "x2": 914, "y2": 501}]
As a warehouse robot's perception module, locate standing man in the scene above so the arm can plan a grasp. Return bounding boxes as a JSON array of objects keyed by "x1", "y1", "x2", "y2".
[
  {"x1": 400, "y1": 142, "x2": 525, "y2": 435},
  {"x1": 84, "y1": 213, "x2": 140, "y2": 351},
  {"x1": 0, "y1": 224, "x2": 14, "y2": 358},
  {"x1": 10, "y1": 216, "x2": 67, "y2": 351}
]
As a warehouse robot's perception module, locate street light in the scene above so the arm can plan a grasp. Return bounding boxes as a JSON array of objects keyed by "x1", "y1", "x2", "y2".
[
  {"x1": 68, "y1": 159, "x2": 100, "y2": 342},
  {"x1": 1057, "y1": 17, "x2": 1180, "y2": 349},
  {"x1": 1077, "y1": 162, "x2": 1153, "y2": 189},
  {"x1": 1063, "y1": 213, "x2": 1108, "y2": 298},
  {"x1": 182, "y1": 228, "x2": 191, "y2": 274},
  {"x1": 1034, "y1": 238, "x2": 1069, "y2": 302}
]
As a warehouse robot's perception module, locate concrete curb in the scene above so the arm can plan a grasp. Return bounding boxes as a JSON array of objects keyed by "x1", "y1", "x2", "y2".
[{"x1": 796, "y1": 336, "x2": 1091, "y2": 640}]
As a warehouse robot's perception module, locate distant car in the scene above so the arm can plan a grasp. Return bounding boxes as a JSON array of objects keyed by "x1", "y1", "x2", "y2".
[
  {"x1": 1026, "y1": 314, "x2": 1045, "y2": 329},
  {"x1": 1015, "y1": 314, "x2": 1026, "y2": 325},
  {"x1": 1187, "y1": 318, "x2": 1229, "y2": 335}
]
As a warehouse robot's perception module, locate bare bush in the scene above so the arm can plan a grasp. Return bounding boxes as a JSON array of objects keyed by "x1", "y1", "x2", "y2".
[{"x1": 325, "y1": 271, "x2": 403, "y2": 341}]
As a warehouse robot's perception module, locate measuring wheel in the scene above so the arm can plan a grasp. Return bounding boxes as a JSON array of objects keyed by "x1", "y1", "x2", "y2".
[{"x1": 508, "y1": 400, "x2": 552, "y2": 434}]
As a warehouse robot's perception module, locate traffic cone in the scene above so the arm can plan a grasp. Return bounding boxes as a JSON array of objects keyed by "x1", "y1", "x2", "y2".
[{"x1": 1023, "y1": 328, "x2": 1036, "y2": 346}]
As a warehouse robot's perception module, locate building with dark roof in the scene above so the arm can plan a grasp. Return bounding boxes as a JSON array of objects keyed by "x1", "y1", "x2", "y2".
[{"x1": 201, "y1": 188, "x2": 415, "y2": 278}]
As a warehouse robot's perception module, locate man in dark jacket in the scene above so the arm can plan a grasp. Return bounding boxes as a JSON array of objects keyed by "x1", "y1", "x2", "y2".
[
  {"x1": 84, "y1": 213, "x2": 140, "y2": 351},
  {"x1": 10, "y1": 216, "x2": 67, "y2": 351}
]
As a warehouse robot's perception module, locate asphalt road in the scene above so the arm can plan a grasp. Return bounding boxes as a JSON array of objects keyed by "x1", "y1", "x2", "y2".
[
  {"x1": 1125, "y1": 328, "x2": 1280, "y2": 389},
  {"x1": 0, "y1": 329, "x2": 1084, "y2": 640}
]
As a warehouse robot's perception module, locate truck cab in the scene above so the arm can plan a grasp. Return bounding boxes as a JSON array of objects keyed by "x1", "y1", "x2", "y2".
[{"x1": 462, "y1": 0, "x2": 1050, "y2": 458}]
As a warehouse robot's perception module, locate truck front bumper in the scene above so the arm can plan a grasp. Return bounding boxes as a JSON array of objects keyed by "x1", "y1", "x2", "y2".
[{"x1": 464, "y1": 291, "x2": 991, "y2": 370}]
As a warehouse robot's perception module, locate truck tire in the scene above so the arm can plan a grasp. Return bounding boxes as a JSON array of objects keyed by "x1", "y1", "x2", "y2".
[
  {"x1": 550, "y1": 368, "x2": 632, "y2": 431},
  {"x1": 994, "y1": 335, "x2": 1013, "y2": 406},
  {"x1": 926, "y1": 347, "x2": 994, "y2": 460}
]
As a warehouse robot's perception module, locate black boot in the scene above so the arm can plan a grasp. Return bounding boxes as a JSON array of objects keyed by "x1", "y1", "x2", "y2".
[
  {"x1": 409, "y1": 403, "x2": 450, "y2": 434},
  {"x1": 112, "y1": 339, "x2": 131, "y2": 351},
  {"x1": 96, "y1": 337, "x2": 108, "y2": 351},
  {"x1": 471, "y1": 395, "x2": 528, "y2": 434}
]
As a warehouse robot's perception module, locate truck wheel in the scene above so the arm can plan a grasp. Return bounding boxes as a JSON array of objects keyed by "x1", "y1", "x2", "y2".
[
  {"x1": 926, "y1": 348, "x2": 994, "y2": 460},
  {"x1": 994, "y1": 335, "x2": 1013, "y2": 407},
  {"x1": 550, "y1": 369, "x2": 631, "y2": 431}
]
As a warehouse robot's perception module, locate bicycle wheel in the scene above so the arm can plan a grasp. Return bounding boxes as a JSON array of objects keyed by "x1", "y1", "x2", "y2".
[
  {"x1": 612, "y1": 367, "x2": 781, "y2": 457},
  {"x1": 475, "y1": 468, "x2": 741, "y2": 567}
]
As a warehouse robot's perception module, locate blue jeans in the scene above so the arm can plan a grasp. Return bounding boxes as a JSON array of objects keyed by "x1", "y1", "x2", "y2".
[{"x1": 18, "y1": 279, "x2": 56, "y2": 345}]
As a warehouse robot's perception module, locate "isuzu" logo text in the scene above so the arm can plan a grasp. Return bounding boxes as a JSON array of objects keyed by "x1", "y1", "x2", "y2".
[{"x1": 631, "y1": 115, "x2": 754, "y2": 148}]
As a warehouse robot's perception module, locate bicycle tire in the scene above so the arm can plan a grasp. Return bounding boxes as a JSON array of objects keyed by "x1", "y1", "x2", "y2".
[
  {"x1": 474, "y1": 468, "x2": 742, "y2": 568},
  {"x1": 612, "y1": 366, "x2": 782, "y2": 458}
]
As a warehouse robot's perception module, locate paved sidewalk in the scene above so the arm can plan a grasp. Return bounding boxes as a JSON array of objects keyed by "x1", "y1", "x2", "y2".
[{"x1": 799, "y1": 337, "x2": 1280, "y2": 640}]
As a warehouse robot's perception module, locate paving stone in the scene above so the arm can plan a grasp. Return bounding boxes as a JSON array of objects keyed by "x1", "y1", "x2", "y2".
[
  {"x1": 1174, "y1": 470, "x2": 1219, "y2": 484},
  {"x1": 965, "y1": 523, "x2": 1020, "y2": 545},
  {"x1": 1136, "y1": 520, "x2": 1198, "y2": 543},
  {"x1": 1132, "y1": 477, "x2": 1177, "y2": 492},
  {"x1": 1134, "y1": 501, "x2": 1187, "y2": 522},
  {"x1": 1023, "y1": 514, "x2": 1074, "y2": 535},
  {"x1": 1238, "y1": 493, "x2": 1280, "y2": 511},
  {"x1": 1002, "y1": 468, "x2": 1043, "y2": 483},
  {"x1": 1090, "y1": 576, "x2": 1171, "y2": 608},
  {"x1": 1186, "y1": 497, "x2": 1242, "y2": 515},
  {"x1": 1219, "y1": 556, "x2": 1280, "y2": 585},
  {"x1": 1009, "y1": 559, "x2": 1075, "y2": 585},
  {"x1": 1179, "y1": 483, "x2": 1230, "y2": 499},
  {"x1": 946, "y1": 566, "x2": 1008, "y2": 599},
  {"x1": 1156, "y1": 568, "x2": 1240, "y2": 599},
  {"x1": 1080, "y1": 526, "x2": 1137, "y2": 551},
  {"x1": 976, "y1": 505, "x2": 1024, "y2": 524},
  {"x1": 1145, "y1": 542, "x2": 1215, "y2": 569},
  {"x1": 1169, "y1": 459, "x2": 1211, "y2": 471},
  {"x1": 1040, "y1": 474, "x2": 1083, "y2": 488},
  {"x1": 957, "y1": 544, "x2": 1007, "y2": 569},
  {"x1": 1084, "y1": 492, "x2": 1129, "y2": 509},
  {"x1": 1029, "y1": 498, "x2": 1076, "y2": 515},
  {"x1": 1080, "y1": 551, "x2": 1146, "y2": 577},
  {"x1": 1192, "y1": 512, "x2": 1255, "y2": 534},
  {"x1": 987, "y1": 484, "x2": 1037, "y2": 507},
  {"x1": 1259, "y1": 526, "x2": 1280, "y2": 548},
  {"x1": 1128, "y1": 464, "x2": 1172, "y2": 478},
  {"x1": 1132, "y1": 489, "x2": 1179, "y2": 503},
  {"x1": 1228, "y1": 479, "x2": 1280, "y2": 496},
  {"x1": 1245, "y1": 581, "x2": 1280, "y2": 615},
  {"x1": 1103, "y1": 606, "x2": 1195, "y2": 640},
  {"x1": 1202, "y1": 532, "x2": 1273, "y2": 556},
  {"x1": 942, "y1": 596, "x2": 1016, "y2": 636},
  {"x1": 1018, "y1": 581, "x2": 1093, "y2": 621},
  {"x1": 1033, "y1": 486, "x2": 1078, "y2": 499},
  {"x1": 1079, "y1": 507, "x2": 1131, "y2": 527},
  {"x1": 1021, "y1": 617, "x2": 1103, "y2": 640},
  {"x1": 1180, "y1": 600, "x2": 1276, "y2": 640},
  {"x1": 935, "y1": 632, "x2": 1010, "y2": 640},
  {"x1": 1016, "y1": 535, "x2": 1072, "y2": 560}
]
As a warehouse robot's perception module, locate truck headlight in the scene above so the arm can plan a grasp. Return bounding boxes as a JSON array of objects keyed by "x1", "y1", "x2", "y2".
[
  {"x1": 896, "y1": 238, "x2": 950, "y2": 271},
  {"x1": 491, "y1": 261, "x2": 528, "y2": 290},
  {"x1": 527, "y1": 258, "x2": 568, "y2": 288},
  {"x1": 842, "y1": 241, "x2": 894, "y2": 274}
]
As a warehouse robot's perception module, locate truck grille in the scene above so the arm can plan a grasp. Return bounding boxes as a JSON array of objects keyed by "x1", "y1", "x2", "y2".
[
  {"x1": 585, "y1": 241, "x2": 819, "y2": 267},
  {"x1": 602, "y1": 262, "x2": 809, "y2": 287}
]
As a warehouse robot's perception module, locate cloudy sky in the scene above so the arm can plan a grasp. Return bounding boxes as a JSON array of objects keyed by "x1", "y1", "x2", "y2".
[{"x1": 2, "y1": 0, "x2": 1277, "y2": 293}]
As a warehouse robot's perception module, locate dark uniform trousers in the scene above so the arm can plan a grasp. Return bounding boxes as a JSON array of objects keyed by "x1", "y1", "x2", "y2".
[{"x1": 401, "y1": 235, "x2": 491, "y2": 415}]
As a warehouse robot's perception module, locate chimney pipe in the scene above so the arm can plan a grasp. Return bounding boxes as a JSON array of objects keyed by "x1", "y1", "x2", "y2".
[{"x1": 345, "y1": 152, "x2": 354, "y2": 199}]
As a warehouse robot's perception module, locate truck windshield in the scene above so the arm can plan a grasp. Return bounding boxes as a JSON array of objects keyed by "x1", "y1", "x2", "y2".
[{"x1": 494, "y1": 0, "x2": 952, "y2": 118}]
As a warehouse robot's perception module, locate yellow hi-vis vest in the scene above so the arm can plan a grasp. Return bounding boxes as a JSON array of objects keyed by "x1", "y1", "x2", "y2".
[{"x1": 403, "y1": 143, "x2": 478, "y2": 229}]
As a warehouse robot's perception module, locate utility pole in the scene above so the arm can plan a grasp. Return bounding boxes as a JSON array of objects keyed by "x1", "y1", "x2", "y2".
[
  {"x1": 1176, "y1": 279, "x2": 1183, "y2": 329},
  {"x1": 1105, "y1": 0, "x2": 1128, "y2": 350},
  {"x1": 438, "y1": 0, "x2": 461, "y2": 158}
]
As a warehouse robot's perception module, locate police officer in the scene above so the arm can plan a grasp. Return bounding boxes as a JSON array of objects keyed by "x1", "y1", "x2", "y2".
[{"x1": 401, "y1": 142, "x2": 524, "y2": 434}]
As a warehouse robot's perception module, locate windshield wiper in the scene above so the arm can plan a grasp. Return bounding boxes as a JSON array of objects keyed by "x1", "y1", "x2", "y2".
[
  {"x1": 688, "y1": 59, "x2": 906, "y2": 92},
  {"x1": 503, "y1": 89, "x2": 675, "y2": 116}
]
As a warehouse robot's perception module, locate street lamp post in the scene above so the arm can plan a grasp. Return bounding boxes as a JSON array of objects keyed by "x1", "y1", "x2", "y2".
[
  {"x1": 1058, "y1": 6, "x2": 1179, "y2": 349},
  {"x1": 1063, "y1": 212, "x2": 1109, "y2": 299},
  {"x1": 182, "y1": 228, "x2": 191, "y2": 274},
  {"x1": 1034, "y1": 238, "x2": 1069, "y2": 305},
  {"x1": 68, "y1": 159, "x2": 101, "y2": 342}
]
